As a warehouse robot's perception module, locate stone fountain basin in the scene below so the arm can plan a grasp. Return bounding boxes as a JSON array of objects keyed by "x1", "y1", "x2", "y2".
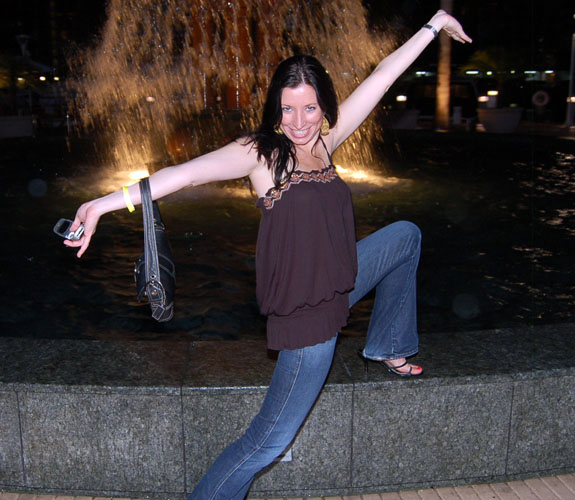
[{"x1": 1, "y1": 324, "x2": 574, "y2": 498}]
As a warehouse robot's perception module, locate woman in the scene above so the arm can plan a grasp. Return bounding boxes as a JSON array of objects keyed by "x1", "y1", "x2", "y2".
[{"x1": 65, "y1": 9, "x2": 470, "y2": 499}]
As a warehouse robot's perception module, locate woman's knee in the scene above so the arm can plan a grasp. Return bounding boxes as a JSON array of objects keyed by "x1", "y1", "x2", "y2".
[
  {"x1": 374, "y1": 221, "x2": 421, "y2": 254},
  {"x1": 394, "y1": 220, "x2": 421, "y2": 241}
]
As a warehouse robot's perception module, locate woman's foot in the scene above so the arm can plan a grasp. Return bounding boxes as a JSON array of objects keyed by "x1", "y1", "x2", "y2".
[
  {"x1": 381, "y1": 358, "x2": 423, "y2": 377},
  {"x1": 357, "y1": 350, "x2": 423, "y2": 378}
]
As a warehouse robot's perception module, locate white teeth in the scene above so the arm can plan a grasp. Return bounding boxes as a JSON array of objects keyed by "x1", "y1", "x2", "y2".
[{"x1": 292, "y1": 129, "x2": 309, "y2": 137}]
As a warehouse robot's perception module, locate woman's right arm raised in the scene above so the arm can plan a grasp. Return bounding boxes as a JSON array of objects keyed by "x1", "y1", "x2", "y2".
[{"x1": 64, "y1": 140, "x2": 259, "y2": 258}]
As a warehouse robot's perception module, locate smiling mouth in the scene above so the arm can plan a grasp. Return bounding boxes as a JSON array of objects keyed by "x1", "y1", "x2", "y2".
[{"x1": 289, "y1": 128, "x2": 311, "y2": 138}]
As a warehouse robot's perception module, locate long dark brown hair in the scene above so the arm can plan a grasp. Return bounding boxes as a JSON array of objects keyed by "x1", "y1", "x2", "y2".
[{"x1": 247, "y1": 55, "x2": 338, "y2": 187}]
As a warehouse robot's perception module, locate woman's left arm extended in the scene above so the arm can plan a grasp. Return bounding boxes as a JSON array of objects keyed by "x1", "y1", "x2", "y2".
[
  {"x1": 332, "y1": 10, "x2": 471, "y2": 149},
  {"x1": 63, "y1": 139, "x2": 260, "y2": 258}
]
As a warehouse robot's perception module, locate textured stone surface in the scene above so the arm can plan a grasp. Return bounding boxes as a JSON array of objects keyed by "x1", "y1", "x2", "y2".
[
  {"x1": 252, "y1": 386, "x2": 353, "y2": 493},
  {"x1": 184, "y1": 338, "x2": 276, "y2": 388},
  {"x1": 183, "y1": 338, "x2": 354, "y2": 494},
  {"x1": 183, "y1": 385, "x2": 353, "y2": 496},
  {"x1": 339, "y1": 324, "x2": 575, "y2": 382},
  {"x1": 352, "y1": 380, "x2": 512, "y2": 487},
  {"x1": 183, "y1": 388, "x2": 266, "y2": 490},
  {"x1": 19, "y1": 390, "x2": 184, "y2": 493},
  {"x1": 184, "y1": 337, "x2": 352, "y2": 388},
  {"x1": 181, "y1": 339, "x2": 275, "y2": 492},
  {"x1": 0, "y1": 391, "x2": 23, "y2": 486},
  {"x1": 0, "y1": 338, "x2": 190, "y2": 387},
  {"x1": 0, "y1": 324, "x2": 574, "y2": 497},
  {"x1": 507, "y1": 374, "x2": 575, "y2": 474}
]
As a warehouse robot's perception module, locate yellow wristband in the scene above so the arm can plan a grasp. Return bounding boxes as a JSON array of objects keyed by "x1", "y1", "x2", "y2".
[{"x1": 123, "y1": 185, "x2": 135, "y2": 213}]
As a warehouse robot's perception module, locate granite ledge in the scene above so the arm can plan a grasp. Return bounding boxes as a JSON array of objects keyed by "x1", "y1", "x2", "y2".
[{"x1": 0, "y1": 323, "x2": 573, "y2": 391}]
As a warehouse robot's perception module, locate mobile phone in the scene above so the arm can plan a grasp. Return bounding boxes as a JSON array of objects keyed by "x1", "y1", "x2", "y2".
[{"x1": 53, "y1": 219, "x2": 85, "y2": 240}]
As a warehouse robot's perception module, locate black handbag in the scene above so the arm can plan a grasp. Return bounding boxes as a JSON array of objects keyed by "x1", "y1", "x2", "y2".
[{"x1": 134, "y1": 177, "x2": 176, "y2": 321}]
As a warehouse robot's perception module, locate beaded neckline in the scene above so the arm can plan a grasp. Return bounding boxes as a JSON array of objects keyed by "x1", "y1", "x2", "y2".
[{"x1": 258, "y1": 164, "x2": 338, "y2": 210}]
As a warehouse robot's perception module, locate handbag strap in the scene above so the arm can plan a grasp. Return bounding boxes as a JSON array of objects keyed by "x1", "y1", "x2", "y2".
[{"x1": 139, "y1": 177, "x2": 161, "y2": 287}]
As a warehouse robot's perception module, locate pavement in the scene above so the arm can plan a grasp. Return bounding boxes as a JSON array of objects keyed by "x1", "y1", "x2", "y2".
[{"x1": 2, "y1": 473, "x2": 575, "y2": 499}]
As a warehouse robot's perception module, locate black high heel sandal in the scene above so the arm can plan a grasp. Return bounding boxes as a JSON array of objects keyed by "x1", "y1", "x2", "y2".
[{"x1": 357, "y1": 350, "x2": 423, "y2": 378}]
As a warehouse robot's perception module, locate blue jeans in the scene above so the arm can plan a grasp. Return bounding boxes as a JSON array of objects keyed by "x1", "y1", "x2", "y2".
[
  {"x1": 350, "y1": 221, "x2": 420, "y2": 361},
  {"x1": 188, "y1": 221, "x2": 421, "y2": 500}
]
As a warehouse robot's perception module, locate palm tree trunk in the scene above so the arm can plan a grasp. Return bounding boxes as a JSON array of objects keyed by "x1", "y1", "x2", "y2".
[{"x1": 435, "y1": 0, "x2": 453, "y2": 130}]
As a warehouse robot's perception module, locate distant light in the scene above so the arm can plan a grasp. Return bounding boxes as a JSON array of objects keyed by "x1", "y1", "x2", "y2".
[
  {"x1": 486, "y1": 71, "x2": 493, "y2": 76},
  {"x1": 568, "y1": 96, "x2": 575, "y2": 103},
  {"x1": 53, "y1": 76, "x2": 60, "y2": 81},
  {"x1": 465, "y1": 70, "x2": 479, "y2": 75},
  {"x1": 396, "y1": 95, "x2": 407, "y2": 102},
  {"x1": 510, "y1": 70, "x2": 516, "y2": 75},
  {"x1": 544, "y1": 70, "x2": 554, "y2": 74},
  {"x1": 334, "y1": 165, "x2": 399, "y2": 187},
  {"x1": 487, "y1": 90, "x2": 499, "y2": 96},
  {"x1": 145, "y1": 96, "x2": 155, "y2": 103},
  {"x1": 350, "y1": 171, "x2": 369, "y2": 180},
  {"x1": 17, "y1": 77, "x2": 24, "y2": 82},
  {"x1": 335, "y1": 165, "x2": 367, "y2": 181},
  {"x1": 415, "y1": 71, "x2": 427, "y2": 76},
  {"x1": 39, "y1": 76, "x2": 46, "y2": 81},
  {"x1": 129, "y1": 170, "x2": 149, "y2": 180},
  {"x1": 524, "y1": 70, "x2": 537, "y2": 75},
  {"x1": 478, "y1": 96, "x2": 489, "y2": 103}
]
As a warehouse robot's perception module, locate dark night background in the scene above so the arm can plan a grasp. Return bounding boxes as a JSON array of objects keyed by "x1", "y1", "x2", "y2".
[{"x1": 1, "y1": 0, "x2": 574, "y2": 77}]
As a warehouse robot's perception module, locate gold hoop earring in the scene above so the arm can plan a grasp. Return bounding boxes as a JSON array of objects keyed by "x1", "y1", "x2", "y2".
[
  {"x1": 321, "y1": 116, "x2": 330, "y2": 136},
  {"x1": 274, "y1": 125, "x2": 284, "y2": 135}
]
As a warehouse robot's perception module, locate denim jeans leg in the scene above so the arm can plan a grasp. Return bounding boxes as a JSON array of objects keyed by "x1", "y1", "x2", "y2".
[
  {"x1": 188, "y1": 335, "x2": 337, "y2": 500},
  {"x1": 349, "y1": 221, "x2": 421, "y2": 360}
]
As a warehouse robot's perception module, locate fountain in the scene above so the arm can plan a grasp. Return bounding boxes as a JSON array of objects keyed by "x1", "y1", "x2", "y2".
[
  {"x1": 2, "y1": 0, "x2": 574, "y2": 342},
  {"x1": 2, "y1": 2, "x2": 575, "y2": 491},
  {"x1": 67, "y1": 0, "x2": 400, "y2": 190}
]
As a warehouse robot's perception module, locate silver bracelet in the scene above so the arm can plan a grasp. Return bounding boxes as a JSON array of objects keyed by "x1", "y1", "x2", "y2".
[{"x1": 423, "y1": 24, "x2": 439, "y2": 39}]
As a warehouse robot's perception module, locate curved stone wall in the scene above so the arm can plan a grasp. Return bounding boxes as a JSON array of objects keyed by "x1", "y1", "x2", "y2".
[{"x1": 1, "y1": 325, "x2": 574, "y2": 498}]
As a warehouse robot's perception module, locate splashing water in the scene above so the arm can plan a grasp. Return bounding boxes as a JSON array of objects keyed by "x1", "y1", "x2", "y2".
[{"x1": 68, "y1": 0, "x2": 399, "y2": 189}]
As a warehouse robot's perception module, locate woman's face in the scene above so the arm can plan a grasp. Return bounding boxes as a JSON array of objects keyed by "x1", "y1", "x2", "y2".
[{"x1": 278, "y1": 83, "x2": 324, "y2": 146}]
